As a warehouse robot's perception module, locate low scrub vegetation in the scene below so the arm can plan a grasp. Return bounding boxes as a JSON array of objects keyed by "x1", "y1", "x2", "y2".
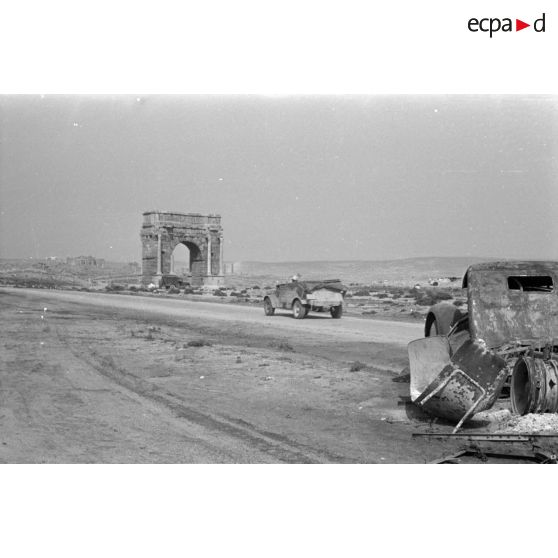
[
  {"x1": 352, "y1": 289, "x2": 371, "y2": 297},
  {"x1": 186, "y1": 339, "x2": 213, "y2": 347},
  {"x1": 269, "y1": 340, "x2": 294, "y2": 352},
  {"x1": 105, "y1": 284, "x2": 125, "y2": 292},
  {"x1": 412, "y1": 289, "x2": 453, "y2": 306}
]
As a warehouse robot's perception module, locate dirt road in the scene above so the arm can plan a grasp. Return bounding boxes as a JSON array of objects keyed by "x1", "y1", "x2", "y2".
[{"x1": 0, "y1": 287, "x2": 452, "y2": 463}]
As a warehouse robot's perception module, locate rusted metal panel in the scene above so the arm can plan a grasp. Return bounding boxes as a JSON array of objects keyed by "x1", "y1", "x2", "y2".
[
  {"x1": 413, "y1": 433, "x2": 558, "y2": 463},
  {"x1": 411, "y1": 261, "x2": 558, "y2": 427},
  {"x1": 408, "y1": 336, "x2": 452, "y2": 401},
  {"x1": 467, "y1": 261, "x2": 558, "y2": 349},
  {"x1": 511, "y1": 356, "x2": 558, "y2": 414},
  {"x1": 409, "y1": 339, "x2": 507, "y2": 430}
]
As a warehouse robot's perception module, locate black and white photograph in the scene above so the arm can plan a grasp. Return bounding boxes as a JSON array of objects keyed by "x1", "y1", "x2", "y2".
[
  {"x1": 1, "y1": 1, "x2": 557, "y2": 556},
  {"x1": 1, "y1": 94, "x2": 557, "y2": 465}
]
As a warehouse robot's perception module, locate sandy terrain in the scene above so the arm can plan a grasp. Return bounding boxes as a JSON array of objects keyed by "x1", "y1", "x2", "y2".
[{"x1": 1, "y1": 287, "x2": 476, "y2": 463}]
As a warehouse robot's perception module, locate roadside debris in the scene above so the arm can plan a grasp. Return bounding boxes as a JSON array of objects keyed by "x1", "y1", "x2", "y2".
[
  {"x1": 409, "y1": 261, "x2": 558, "y2": 433},
  {"x1": 414, "y1": 432, "x2": 558, "y2": 464},
  {"x1": 497, "y1": 413, "x2": 558, "y2": 434},
  {"x1": 409, "y1": 338, "x2": 507, "y2": 432},
  {"x1": 510, "y1": 355, "x2": 558, "y2": 414}
]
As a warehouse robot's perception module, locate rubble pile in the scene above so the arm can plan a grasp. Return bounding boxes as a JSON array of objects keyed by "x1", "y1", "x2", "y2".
[{"x1": 497, "y1": 413, "x2": 558, "y2": 434}]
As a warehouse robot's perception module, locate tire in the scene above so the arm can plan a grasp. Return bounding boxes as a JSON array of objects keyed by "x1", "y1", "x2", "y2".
[
  {"x1": 330, "y1": 305, "x2": 343, "y2": 319},
  {"x1": 292, "y1": 299, "x2": 307, "y2": 319},
  {"x1": 263, "y1": 297, "x2": 275, "y2": 316}
]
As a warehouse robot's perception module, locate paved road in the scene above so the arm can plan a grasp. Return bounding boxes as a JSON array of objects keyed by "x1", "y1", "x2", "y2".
[{"x1": 2, "y1": 288, "x2": 423, "y2": 346}]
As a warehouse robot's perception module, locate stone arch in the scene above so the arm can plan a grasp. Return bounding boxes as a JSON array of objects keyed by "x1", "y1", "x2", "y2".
[{"x1": 141, "y1": 211, "x2": 224, "y2": 287}]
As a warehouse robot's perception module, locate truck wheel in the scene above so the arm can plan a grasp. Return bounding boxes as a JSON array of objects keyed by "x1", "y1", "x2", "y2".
[
  {"x1": 263, "y1": 297, "x2": 275, "y2": 316},
  {"x1": 292, "y1": 300, "x2": 307, "y2": 319},
  {"x1": 330, "y1": 305, "x2": 343, "y2": 319}
]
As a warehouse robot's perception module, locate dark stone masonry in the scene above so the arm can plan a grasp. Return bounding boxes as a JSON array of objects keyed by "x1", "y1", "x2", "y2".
[{"x1": 141, "y1": 210, "x2": 224, "y2": 287}]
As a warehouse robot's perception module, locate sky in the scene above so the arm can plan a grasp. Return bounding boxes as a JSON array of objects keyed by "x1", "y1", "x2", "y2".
[{"x1": 1, "y1": 94, "x2": 557, "y2": 263}]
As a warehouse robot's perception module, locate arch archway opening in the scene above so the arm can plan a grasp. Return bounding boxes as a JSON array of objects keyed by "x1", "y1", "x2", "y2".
[
  {"x1": 170, "y1": 241, "x2": 203, "y2": 281},
  {"x1": 171, "y1": 243, "x2": 191, "y2": 278}
]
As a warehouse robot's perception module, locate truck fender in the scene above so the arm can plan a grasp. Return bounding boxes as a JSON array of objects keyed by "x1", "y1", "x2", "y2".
[{"x1": 425, "y1": 302, "x2": 464, "y2": 337}]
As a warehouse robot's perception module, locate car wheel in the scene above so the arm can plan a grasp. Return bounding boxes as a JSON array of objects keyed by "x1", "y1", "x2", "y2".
[
  {"x1": 263, "y1": 297, "x2": 275, "y2": 316},
  {"x1": 292, "y1": 300, "x2": 307, "y2": 319},
  {"x1": 330, "y1": 305, "x2": 343, "y2": 319}
]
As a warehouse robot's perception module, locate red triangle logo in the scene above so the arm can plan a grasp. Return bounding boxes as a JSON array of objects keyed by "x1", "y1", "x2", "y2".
[{"x1": 516, "y1": 19, "x2": 530, "y2": 31}]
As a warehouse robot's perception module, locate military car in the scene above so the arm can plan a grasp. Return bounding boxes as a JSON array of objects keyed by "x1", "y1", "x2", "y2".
[
  {"x1": 263, "y1": 279, "x2": 346, "y2": 319},
  {"x1": 159, "y1": 275, "x2": 186, "y2": 290},
  {"x1": 408, "y1": 261, "x2": 558, "y2": 431}
]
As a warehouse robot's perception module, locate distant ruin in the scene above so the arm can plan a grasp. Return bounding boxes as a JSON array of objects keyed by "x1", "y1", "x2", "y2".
[
  {"x1": 67, "y1": 255, "x2": 105, "y2": 268},
  {"x1": 140, "y1": 211, "x2": 224, "y2": 287}
]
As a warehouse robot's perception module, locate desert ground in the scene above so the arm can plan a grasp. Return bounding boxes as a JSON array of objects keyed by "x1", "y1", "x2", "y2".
[
  {"x1": 4, "y1": 284, "x2": 552, "y2": 463},
  {"x1": 0, "y1": 286, "x2": 481, "y2": 463}
]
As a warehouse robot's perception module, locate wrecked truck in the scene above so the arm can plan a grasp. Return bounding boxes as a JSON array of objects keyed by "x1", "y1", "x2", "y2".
[
  {"x1": 408, "y1": 261, "x2": 558, "y2": 432},
  {"x1": 263, "y1": 279, "x2": 346, "y2": 319}
]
